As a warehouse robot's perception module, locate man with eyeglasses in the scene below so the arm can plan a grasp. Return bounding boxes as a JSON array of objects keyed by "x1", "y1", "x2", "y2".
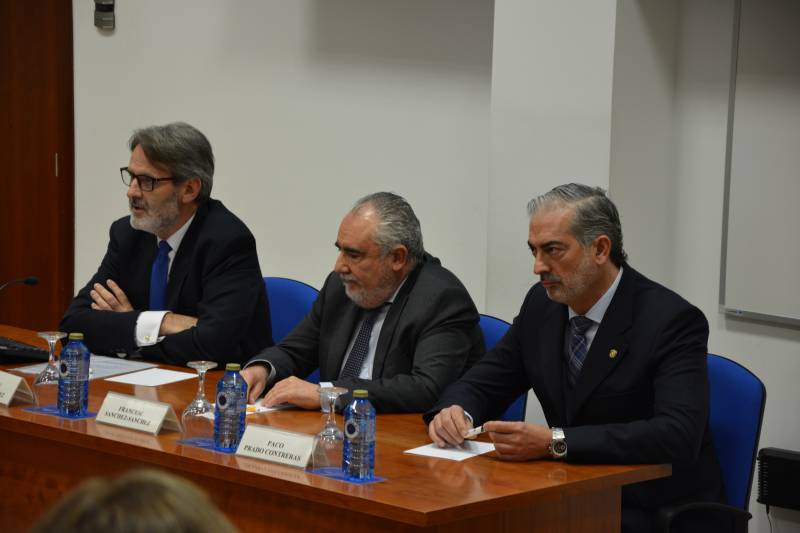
[{"x1": 60, "y1": 122, "x2": 273, "y2": 364}]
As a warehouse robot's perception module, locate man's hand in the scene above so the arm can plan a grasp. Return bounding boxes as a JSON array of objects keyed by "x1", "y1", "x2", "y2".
[
  {"x1": 159, "y1": 313, "x2": 198, "y2": 335},
  {"x1": 90, "y1": 280, "x2": 133, "y2": 312},
  {"x1": 240, "y1": 364, "x2": 269, "y2": 404},
  {"x1": 483, "y1": 421, "x2": 552, "y2": 461},
  {"x1": 428, "y1": 405, "x2": 473, "y2": 447},
  {"x1": 262, "y1": 376, "x2": 320, "y2": 409}
]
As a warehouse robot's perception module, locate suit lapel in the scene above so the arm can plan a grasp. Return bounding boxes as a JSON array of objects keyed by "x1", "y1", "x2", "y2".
[
  {"x1": 165, "y1": 203, "x2": 208, "y2": 310},
  {"x1": 566, "y1": 268, "x2": 634, "y2": 423},
  {"x1": 371, "y1": 261, "x2": 422, "y2": 378},
  {"x1": 324, "y1": 301, "x2": 362, "y2": 379},
  {"x1": 538, "y1": 303, "x2": 569, "y2": 425},
  {"x1": 133, "y1": 233, "x2": 158, "y2": 309}
]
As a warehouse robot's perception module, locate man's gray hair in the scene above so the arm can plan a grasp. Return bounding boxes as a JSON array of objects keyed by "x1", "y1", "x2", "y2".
[
  {"x1": 128, "y1": 122, "x2": 214, "y2": 204},
  {"x1": 352, "y1": 192, "x2": 425, "y2": 266},
  {"x1": 527, "y1": 183, "x2": 628, "y2": 266}
]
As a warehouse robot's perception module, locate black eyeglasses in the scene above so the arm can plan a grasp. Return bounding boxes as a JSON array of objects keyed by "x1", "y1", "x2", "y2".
[{"x1": 120, "y1": 167, "x2": 178, "y2": 192}]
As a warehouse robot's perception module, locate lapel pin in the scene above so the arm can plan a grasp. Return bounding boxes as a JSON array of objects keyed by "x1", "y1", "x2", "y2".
[{"x1": 609, "y1": 349, "x2": 618, "y2": 359}]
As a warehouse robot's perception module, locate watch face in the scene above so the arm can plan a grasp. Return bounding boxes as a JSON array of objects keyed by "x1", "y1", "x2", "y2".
[{"x1": 554, "y1": 441, "x2": 567, "y2": 455}]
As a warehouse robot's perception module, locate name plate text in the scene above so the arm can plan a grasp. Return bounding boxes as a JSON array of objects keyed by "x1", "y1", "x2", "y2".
[
  {"x1": 0, "y1": 371, "x2": 34, "y2": 406},
  {"x1": 96, "y1": 392, "x2": 181, "y2": 435},
  {"x1": 237, "y1": 424, "x2": 315, "y2": 468}
]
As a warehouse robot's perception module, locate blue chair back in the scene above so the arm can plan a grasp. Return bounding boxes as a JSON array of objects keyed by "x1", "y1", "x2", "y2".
[
  {"x1": 263, "y1": 277, "x2": 318, "y2": 343},
  {"x1": 263, "y1": 277, "x2": 320, "y2": 383},
  {"x1": 479, "y1": 314, "x2": 527, "y2": 422},
  {"x1": 707, "y1": 354, "x2": 766, "y2": 510}
]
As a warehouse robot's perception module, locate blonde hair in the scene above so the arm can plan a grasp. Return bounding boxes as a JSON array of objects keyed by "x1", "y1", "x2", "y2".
[{"x1": 32, "y1": 469, "x2": 236, "y2": 533}]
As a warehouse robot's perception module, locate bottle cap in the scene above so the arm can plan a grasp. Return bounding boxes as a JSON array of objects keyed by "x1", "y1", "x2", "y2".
[
  {"x1": 225, "y1": 363, "x2": 241, "y2": 371},
  {"x1": 68, "y1": 332, "x2": 84, "y2": 340},
  {"x1": 353, "y1": 389, "x2": 368, "y2": 398}
]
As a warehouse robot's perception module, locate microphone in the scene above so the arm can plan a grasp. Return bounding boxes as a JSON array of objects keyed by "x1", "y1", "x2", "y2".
[{"x1": 0, "y1": 276, "x2": 39, "y2": 292}]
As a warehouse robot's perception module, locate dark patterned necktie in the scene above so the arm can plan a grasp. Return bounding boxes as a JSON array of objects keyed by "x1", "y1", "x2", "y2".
[
  {"x1": 148, "y1": 240, "x2": 172, "y2": 310},
  {"x1": 339, "y1": 308, "x2": 382, "y2": 379},
  {"x1": 566, "y1": 315, "x2": 594, "y2": 386}
]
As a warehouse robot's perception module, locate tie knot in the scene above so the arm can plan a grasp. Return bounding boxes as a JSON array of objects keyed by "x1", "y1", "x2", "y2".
[
  {"x1": 570, "y1": 315, "x2": 594, "y2": 335},
  {"x1": 363, "y1": 303, "x2": 388, "y2": 325},
  {"x1": 157, "y1": 240, "x2": 172, "y2": 256}
]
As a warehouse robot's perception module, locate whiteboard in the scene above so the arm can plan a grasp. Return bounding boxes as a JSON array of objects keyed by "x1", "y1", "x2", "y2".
[{"x1": 721, "y1": 0, "x2": 800, "y2": 326}]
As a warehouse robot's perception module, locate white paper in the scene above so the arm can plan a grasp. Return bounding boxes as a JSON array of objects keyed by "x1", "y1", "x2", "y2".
[
  {"x1": 404, "y1": 441, "x2": 495, "y2": 461},
  {"x1": 105, "y1": 368, "x2": 195, "y2": 386},
  {"x1": 13, "y1": 355, "x2": 155, "y2": 380}
]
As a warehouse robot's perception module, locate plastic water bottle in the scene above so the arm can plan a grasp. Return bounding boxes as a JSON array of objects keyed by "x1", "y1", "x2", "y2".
[
  {"x1": 57, "y1": 333, "x2": 90, "y2": 417},
  {"x1": 342, "y1": 389, "x2": 376, "y2": 480},
  {"x1": 214, "y1": 363, "x2": 248, "y2": 452}
]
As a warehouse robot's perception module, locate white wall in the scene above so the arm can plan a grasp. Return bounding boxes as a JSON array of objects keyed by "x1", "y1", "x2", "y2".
[
  {"x1": 72, "y1": 0, "x2": 493, "y2": 307},
  {"x1": 671, "y1": 1, "x2": 800, "y2": 530},
  {"x1": 612, "y1": 0, "x2": 800, "y2": 531},
  {"x1": 72, "y1": 1, "x2": 800, "y2": 529},
  {"x1": 487, "y1": 0, "x2": 618, "y2": 423},
  {"x1": 609, "y1": 0, "x2": 679, "y2": 287}
]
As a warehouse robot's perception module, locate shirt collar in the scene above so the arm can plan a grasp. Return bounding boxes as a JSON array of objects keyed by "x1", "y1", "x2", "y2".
[
  {"x1": 568, "y1": 266, "x2": 624, "y2": 323},
  {"x1": 158, "y1": 213, "x2": 195, "y2": 254},
  {"x1": 386, "y1": 276, "x2": 407, "y2": 305}
]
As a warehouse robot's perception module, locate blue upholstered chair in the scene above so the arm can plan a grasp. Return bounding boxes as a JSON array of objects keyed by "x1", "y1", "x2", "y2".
[
  {"x1": 263, "y1": 277, "x2": 320, "y2": 383},
  {"x1": 658, "y1": 354, "x2": 766, "y2": 532},
  {"x1": 478, "y1": 314, "x2": 527, "y2": 422}
]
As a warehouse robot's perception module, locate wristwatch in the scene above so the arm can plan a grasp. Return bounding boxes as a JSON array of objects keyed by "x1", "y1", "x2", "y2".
[{"x1": 549, "y1": 427, "x2": 567, "y2": 459}]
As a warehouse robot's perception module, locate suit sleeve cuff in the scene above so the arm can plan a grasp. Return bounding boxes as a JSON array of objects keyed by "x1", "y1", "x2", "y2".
[{"x1": 135, "y1": 311, "x2": 168, "y2": 346}]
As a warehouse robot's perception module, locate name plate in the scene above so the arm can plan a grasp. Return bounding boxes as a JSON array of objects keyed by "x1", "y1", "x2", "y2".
[
  {"x1": 96, "y1": 392, "x2": 181, "y2": 435},
  {"x1": 0, "y1": 371, "x2": 34, "y2": 406},
  {"x1": 236, "y1": 424, "x2": 315, "y2": 468}
]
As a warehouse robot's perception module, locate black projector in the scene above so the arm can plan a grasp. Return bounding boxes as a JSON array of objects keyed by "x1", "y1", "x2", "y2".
[{"x1": 757, "y1": 447, "x2": 800, "y2": 511}]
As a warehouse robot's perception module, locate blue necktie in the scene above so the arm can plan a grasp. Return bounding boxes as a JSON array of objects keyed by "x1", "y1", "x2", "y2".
[
  {"x1": 566, "y1": 315, "x2": 594, "y2": 386},
  {"x1": 339, "y1": 307, "x2": 382, "y2": 379},
  {"x1": 149, "y1": 240, "x2": 172, "y2": 311}
]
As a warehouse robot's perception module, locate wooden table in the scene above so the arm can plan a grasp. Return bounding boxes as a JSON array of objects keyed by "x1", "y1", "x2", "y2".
[{"x1": 0, "y1": 324, "x2": 670, "y2": 532}]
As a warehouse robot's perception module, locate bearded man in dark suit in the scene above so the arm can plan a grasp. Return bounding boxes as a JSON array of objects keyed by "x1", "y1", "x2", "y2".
[
  {"x1": 427, "y1": 183, "x2": 725, "y2": 532},
  {"x1": 241, "y1": 192, "x2": 484, "y2": 413},
  {"x1": 61, "y1": 122, "x2": 272, "y2": 364}
]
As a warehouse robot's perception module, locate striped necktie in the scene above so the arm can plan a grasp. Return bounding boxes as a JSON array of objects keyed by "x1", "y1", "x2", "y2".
[{"x1": 566, "y1": 315, "x2": 594, "y2": 386}]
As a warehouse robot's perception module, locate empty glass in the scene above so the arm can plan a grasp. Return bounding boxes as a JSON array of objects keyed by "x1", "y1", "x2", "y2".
[
  {"x1": 311, "y1": 386, "x2": 348, "y2": 473},
  {"x1": 181, "y1": 361, "x2": 218, "y2": 442},
  {"x1": 33, "y1": 331, "x2": 67, "y2": 405}
]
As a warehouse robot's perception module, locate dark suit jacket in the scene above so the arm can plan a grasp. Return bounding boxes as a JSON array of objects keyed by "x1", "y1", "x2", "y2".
[
  {"x1": 247, "y1": 254, "x2": 484, "y2": 413},
  {"x1": 427, "y1": 266, "x2": 725, "y2": 512},
  {"x1": 61, "y1": 199, "x2": 273, "y2": 365}
]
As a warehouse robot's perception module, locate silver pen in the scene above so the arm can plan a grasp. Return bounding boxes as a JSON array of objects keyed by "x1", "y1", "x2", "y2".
[{"x1": 464, "y1": 425, "x2": 486, "y2": 439}]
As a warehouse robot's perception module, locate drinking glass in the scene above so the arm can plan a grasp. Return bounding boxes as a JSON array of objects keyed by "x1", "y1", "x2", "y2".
[
  {"x1": 181, "y1": 361, "x2": 218, "y2": 442},
  {"x1": 311, "y1": 386, "x2": 348, "y2": 473},
  {"x1": 33, "y1": 331, "x2": 67, "y2": 405}
]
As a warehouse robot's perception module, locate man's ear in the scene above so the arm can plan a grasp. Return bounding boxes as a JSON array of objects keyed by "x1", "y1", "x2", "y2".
[
  {"x1": 593, "y1": 235, "x2": 612, "y2": 265},
  {"x1": 179, "y1": 177, "x2": 202, "y2": 205},
  {"x1": 390, "y1": 245, "x2": 409, "y2": 272}
]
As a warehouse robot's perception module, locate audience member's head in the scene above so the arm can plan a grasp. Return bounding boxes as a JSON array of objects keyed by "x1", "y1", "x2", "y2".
[{"x1": 31, "y1": 469, "x2": 236, "y2": 533}]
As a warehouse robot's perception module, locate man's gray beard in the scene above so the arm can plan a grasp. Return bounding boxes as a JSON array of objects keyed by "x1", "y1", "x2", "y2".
[
  {"x1": 342, "y1": 271, "x2": 396, "y2": 309},
  {"x1": 129, "y1": 196, "x2": 180, "y2": 236}
]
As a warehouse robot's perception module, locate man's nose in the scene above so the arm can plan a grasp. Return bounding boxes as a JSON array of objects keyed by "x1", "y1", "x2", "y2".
[
  {"x1": 533, "y1": 255, "x2": 548, "y2": 275},
  {"x1": 127, "y1": 178, "x2": 142, "y2": 199},
  {"x1": 334, "y1": 252, "x2": 348, "y2": 274}
]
